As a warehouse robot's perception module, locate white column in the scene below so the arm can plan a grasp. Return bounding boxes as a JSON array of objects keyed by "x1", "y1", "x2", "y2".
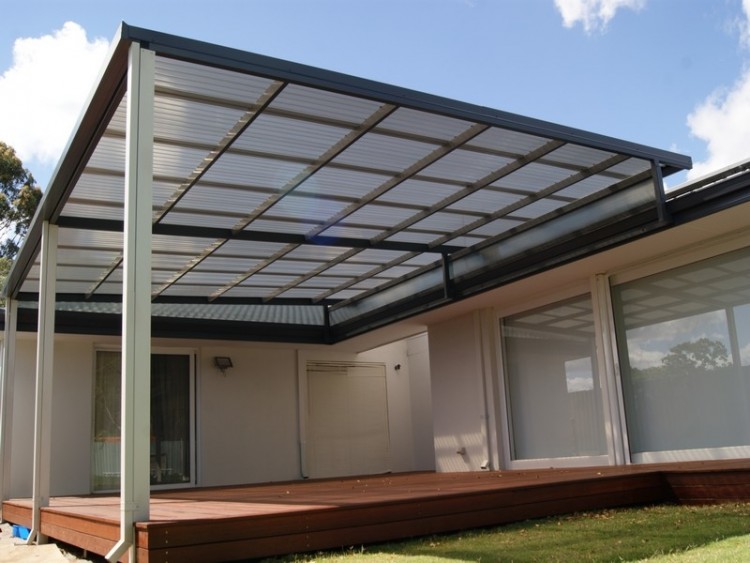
[
  {"x1": 29, "y1": 221, "x2": 58, "y2": 544},
  {"x1": 106, "y1": 43, "x2": 154, "y2": 563},
  {"x1": 0, "y1": 298, "x2": 18, "y2": 517}
]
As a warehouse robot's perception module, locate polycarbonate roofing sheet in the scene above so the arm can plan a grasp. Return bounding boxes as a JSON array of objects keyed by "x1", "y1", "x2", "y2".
[
  {"x1": 344, "y1": 204, "x2": 419, "y2": 229},
  {"x1": 297, "y1": 276, "x2": 354, "y2": 289},
  {"x1": 153, "y1": 96, "x2": 247, "y2": 145},
  {"x1": 377, "y1": 179, "x2": 461, "y2": 206},
  {"x1": 492, "y1": 162, "x2": 579, "y2": 192},
  {"x1": 515, "y1": 198, "x2": 569, "y2": 219},
  {"x1": 465, "y1": 127, "x2": 551, "y2": 154},
  {"x1": 5, "y1": 24, "x2": 692, "y2": 343},
  {"x1": 295, "y1": 168, "x2": 392, "y2": 198},
  {"x1": 232, "y1": 113, "x2": 353, "y2": 159},
  {"x1": 266, "y1": 195, "x2": 350, "y2": 222},
  {"x1": 332, "y1": 133, "x2": 439, "y2": 172},
  {"x1": 171, "y1": 185, "x2": 271, "y2": 215},
  {"x1": 378, "y1": 108, "x2": 474, "y2": 140},
  {"x1": 420, "y1": 149, "x2": 513, "y2": 183},
  {"x1": 447, "y1": 190, "x2": 525, "y2": 213},
  {"x1": 154, "y1": 56, "x2": 278, "y2": 105},
  {"x1": 260, "y1": 260, "x2": 323, "y2": 275},
  {"x1": 199, "y1": 152, "x2": 309, "y2": 188},
  {"x1": 544, "y1": 145, "x2": 616, "y2": 168},
  {"x1": 271, "y1": 83, "x2": 383, "y2": 123}
]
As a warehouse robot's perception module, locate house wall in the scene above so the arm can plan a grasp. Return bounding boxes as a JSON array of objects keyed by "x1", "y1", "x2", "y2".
[
  {"x1": 3, "y1": 332, "x2": 432, "y2": 497},
  {"x1": 429, "y1": 312, "x2": 492, "y2": 472},
  {"x1": 426, "y1": 208, "x2": 750, "y2": 472},
  {"x1": 358, "y1": 335, "x2": 435, "y2": 473},
  {"x1": 198, "y1": 345, "x2": 300, "y2": 487}
]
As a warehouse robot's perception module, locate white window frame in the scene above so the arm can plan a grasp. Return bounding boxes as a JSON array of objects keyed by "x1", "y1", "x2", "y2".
[
  {"x1": 609, "y1": 229, "x2": 750, "y2": 464},
  {"x1": 495, "y1": 280, "x2": 615, "y2": 470}
]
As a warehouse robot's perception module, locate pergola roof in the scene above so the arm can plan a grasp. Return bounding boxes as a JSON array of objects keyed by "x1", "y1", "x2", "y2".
[{"x1": 4, "y1": 23, "x2": 694, "y2": 343}]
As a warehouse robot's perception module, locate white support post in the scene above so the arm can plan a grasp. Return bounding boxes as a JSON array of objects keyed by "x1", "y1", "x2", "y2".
[
  {"x1": 0, "y1": 298, "x2": 18, "y2": 520},
  {"x1": 106, "y1": 43, "x2": 154, "y2": 563},
  {"x1": 29, "y1": 221, "x2": 58, "y2": 544}
]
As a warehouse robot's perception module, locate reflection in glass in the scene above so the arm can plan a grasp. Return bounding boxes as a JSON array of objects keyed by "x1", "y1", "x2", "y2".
[
  {"x1": 92, "y1": 351, "x2": 192, "y2": 491},
  {"x1": 502, "y1": 295, "x2": 606, "y2": 460},
  {"x1": 613, "y1": 246, "x2": 750, "y2": 455}
]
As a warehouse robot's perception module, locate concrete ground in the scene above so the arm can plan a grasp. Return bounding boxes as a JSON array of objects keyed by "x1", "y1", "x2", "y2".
[{"x1": 0, "y1": 523, "x2": 97, "y2": 562}]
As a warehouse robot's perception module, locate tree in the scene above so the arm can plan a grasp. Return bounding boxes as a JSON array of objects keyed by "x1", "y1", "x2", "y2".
[
  {"x1": 630, "y1": 337, "x2": 731, "y2": 381},
  {"x1": 0, "y1": 142, "x2": 42, "y2": 299},
  {"x1": 1, "y1": 141, "x2": 42, "y2": 260},
  {"x1": 661, "y1": 337, "x2": 730, "y2": 372}
]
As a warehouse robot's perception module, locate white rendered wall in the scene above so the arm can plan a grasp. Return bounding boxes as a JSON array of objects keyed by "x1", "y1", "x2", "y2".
[
  {"x1": 357, "y1": 333, "x2": 435, "y2": 473},
  {"x1": 3, "y1": 331, "x2": 434, "y2": 496},
  {"x1": 8, "y1": 335, "x2": 93, "y2": 497},
  {"x1": 406, "y1": 335, "x2": 435, "y2": 471},
  {"x1": 50, "y1": 339, "x2": 94, "y2": 495},
  {"x1": 198, "y1": 346, "x2": 300, "y2": 487},
  {"x1": 9, "y1": 338, "x2": 34, "y2": 498},
  {"x1": 428, "y1": 313, "x2": 490, "y2": 472}
]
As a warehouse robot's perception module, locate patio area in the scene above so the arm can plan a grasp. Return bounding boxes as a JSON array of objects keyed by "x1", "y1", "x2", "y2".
[{"x1": 4, "y1": 461, "x2": 750, "y2": 563}]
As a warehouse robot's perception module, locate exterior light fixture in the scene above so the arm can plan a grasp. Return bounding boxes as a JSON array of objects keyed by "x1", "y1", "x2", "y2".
[{"x1": 214, "y1": 356, "x2": 233, "y2": 375}]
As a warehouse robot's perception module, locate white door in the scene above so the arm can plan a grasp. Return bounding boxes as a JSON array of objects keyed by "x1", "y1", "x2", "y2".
[{"x1": 305, "y1": 361, "x2": 390, "y2": 478}]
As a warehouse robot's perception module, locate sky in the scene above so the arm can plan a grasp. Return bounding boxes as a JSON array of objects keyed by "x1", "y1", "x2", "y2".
[{"x1": 1, "y1": 0, "x2": 750, "y2": 190}]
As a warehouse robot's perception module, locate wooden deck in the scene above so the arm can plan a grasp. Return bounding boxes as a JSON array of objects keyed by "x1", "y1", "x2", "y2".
[{"x1": 4, "y1": 460, "x2": 750, "y2": 562}]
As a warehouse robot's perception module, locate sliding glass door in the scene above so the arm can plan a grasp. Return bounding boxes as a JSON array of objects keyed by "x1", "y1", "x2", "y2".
[
  {"x1": 613, "y1": 246, "x2": 750, "y2": 460},
  {"x1": 92, "y1": 350, "x2": 194, "y2": 491}
]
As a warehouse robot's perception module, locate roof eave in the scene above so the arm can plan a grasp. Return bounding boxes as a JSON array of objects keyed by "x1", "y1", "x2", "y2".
[{"x1": 3, "y1": 23, "x2": 133, "y2": 300}]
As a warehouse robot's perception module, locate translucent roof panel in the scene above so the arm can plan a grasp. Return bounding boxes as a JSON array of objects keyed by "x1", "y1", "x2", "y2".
[
  {"x1": 270, "y1": 83, "x2": 384, "y2": 123},
  {"x1": 332, "y1": 133, "x2": 439, "y2": 173},
  {"x1": 200, "y1": 152, "x2": 309, "y2": 189},
  {"x1": 5, "y1": 24, "x2": 692, "y2": 344},
  {"x1": 378, "y1": 179, "x2": 462, "y2": 207},
  {"x1": 154, "y1": 56, "x2": 278, "y2": 106},
  {"x1": 153, "y1": 95, "x2": 248, "y2": 147},
  {"x1": 295, "y1": 168, "x2": 392, "y2": 199},
  {"x1": 232, "y1": 113, "x2": 353, "y2": 160},
  {"x1": 419, "y1": 149, "x2": 513, "y2": 183}
]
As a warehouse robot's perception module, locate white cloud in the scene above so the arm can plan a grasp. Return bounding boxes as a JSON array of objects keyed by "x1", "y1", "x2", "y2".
[
  {"x1": 624, "y1": 310, "x2": 729, "y2": 369},
  {"x1": 0, "y1": 22, "x2": 110, "y2": 169},
  {"x1": 687, "y1": 1, "x2": 750, "y2": 179},
  {"x1": 554, "y1": 0, "x2": 646, "y2": 33},
  {"x1": 687, "y1": 69, "x2": 750, "y2": 179}
]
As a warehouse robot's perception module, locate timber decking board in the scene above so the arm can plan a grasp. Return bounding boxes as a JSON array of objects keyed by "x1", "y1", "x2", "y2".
[{"x1": 3, "y1": 462, "x2": 750, "y2": 562}]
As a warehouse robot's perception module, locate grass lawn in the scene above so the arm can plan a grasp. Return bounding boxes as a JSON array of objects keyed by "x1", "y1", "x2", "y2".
[{"x1": 263, "y1": 503, "x2": 750, "y2": 562}]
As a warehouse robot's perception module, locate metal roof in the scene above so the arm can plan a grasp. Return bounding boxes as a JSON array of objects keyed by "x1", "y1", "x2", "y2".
[{"x1": 4, "y1": 23, "x2": 695, "y2": 343}]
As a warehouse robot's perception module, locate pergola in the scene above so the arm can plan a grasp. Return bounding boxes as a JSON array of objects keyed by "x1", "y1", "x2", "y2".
[{"x1": 0, "y1": 23, "x2": 691, "y2": 561}]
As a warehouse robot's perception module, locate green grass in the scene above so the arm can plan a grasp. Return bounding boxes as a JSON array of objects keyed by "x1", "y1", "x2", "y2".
[{"x1": 262, "y1": 503, "x2": 750, "y2": 562}]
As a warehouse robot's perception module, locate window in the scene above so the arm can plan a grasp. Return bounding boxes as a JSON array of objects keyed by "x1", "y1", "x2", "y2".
[
  {"x1": 501, "y1": 295, "x2": 607, "y2": 460},
  {"x1": 613, "y1": 246, "x2": 750, "y2": 456},
  {"x1": 92, "y1": 351, "x2": 194, "y2": 491}
]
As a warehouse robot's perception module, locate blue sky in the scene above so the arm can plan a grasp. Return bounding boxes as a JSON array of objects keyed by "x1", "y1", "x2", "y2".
[{"x1": 1, "y1": 0, "x2": 749, "y2": 189}]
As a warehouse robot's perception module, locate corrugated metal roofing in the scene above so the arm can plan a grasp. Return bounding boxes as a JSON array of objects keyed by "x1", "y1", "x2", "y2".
[{"x1": 3, "y1": 24, "x2": 695, "y2": 342}]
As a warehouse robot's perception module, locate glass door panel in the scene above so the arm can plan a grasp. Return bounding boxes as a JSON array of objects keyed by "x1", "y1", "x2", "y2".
[{"x1": 92, "y1": 351, "x2": 193, "y2": 491}]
